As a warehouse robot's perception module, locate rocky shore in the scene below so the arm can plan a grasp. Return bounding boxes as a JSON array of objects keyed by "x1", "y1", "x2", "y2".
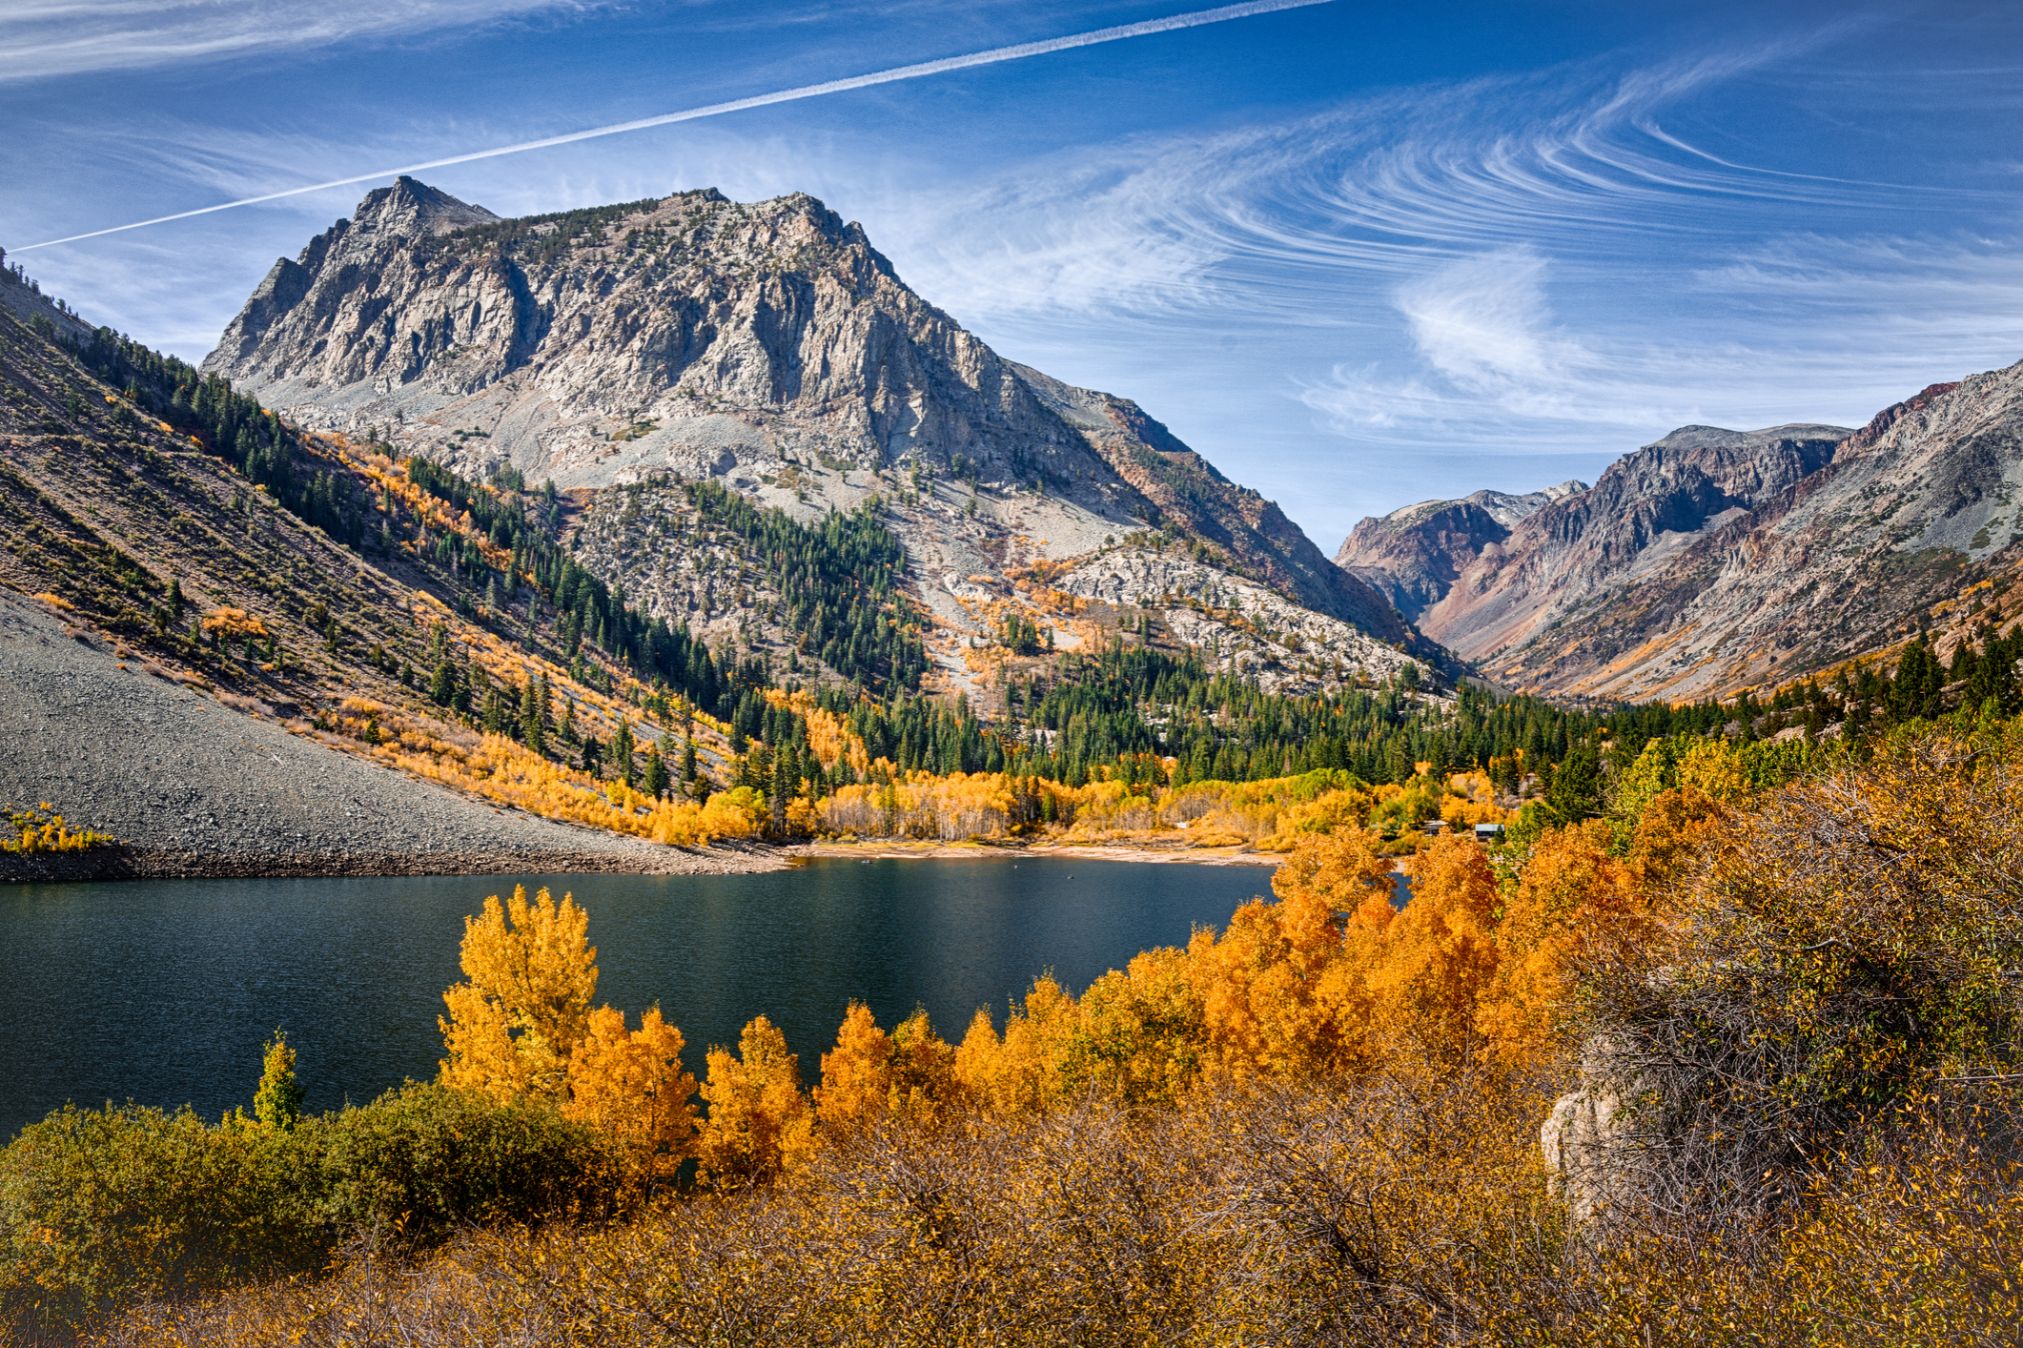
[{"x1": 0, "y1": 594, "x2": 778, "y2": 883}]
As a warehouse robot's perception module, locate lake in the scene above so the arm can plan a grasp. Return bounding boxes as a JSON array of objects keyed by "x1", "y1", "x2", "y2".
[{"x1": 0, "y1": 856, "x2": 1278, "y2": 1140}]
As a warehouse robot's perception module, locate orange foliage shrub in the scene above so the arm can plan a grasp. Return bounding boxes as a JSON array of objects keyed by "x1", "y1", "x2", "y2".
[{"x1": 198, "y1": 606, "x2": 268, "y2": 640}]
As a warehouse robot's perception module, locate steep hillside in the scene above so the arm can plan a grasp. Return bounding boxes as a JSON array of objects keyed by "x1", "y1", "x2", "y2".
[
  {"x1": 1365, "y1": 371, "x2": 2023, "y2": 700},
  {"x1": 1419, "y1": 424, "x2": 1848, "y2": 666},
  {"x1": 202, "y1": 178, "x2": 1429, "y2": 694},
  {"x1": 1532, "y1": 368, "x2": 2023, "y2": 699},
  {"x1": 0, "y1": 264, "x2": 764, "y2": 876},
  {"x1": 1333, "y1": 482, "x2": 1582, "y2": 621}
]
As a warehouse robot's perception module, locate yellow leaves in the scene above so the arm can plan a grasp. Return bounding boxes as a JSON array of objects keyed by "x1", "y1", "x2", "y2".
[
  {"x1": 766, "y1": 688, "x2": 869, "y2": 775},
  {"x1": 1477, "y1": 821, "x2": 1633, "y2": 1066},
  {"x1": 1368, "y1": 835, "x2": 1499, "y2": 1062},
  {"x1": 2, "y1": 803, "x2": 114, "y2": 854},
  {"x1": 819, "y1": 769, "x2": 1401, "y2": 852},
  {"x1": 814, "y1": 1003, "x2": 894, "y2": 1136},
  {"x1": 563, "y1": 1006, "x2": 697, "y2": 1182},
  {"x1": 323, "y1": 698, "x2": 757, "y2": 846},
  {"x1": 971, "y1": 977, "x2": 1080, "y2": 1115},
  {"x1": 888, "y1": 1007, "x2": 956, "y2": 1120},
  {"x1": 438, "y1": 886, "x2": 598, "y2": 1104},
  {"x1": 953, "y1": 1007, "x2": 1004, "y2": 1104},
  {"x1": 1676, "y1": 738, "x2": 1750, "y2": 804},
  {"x1": 1271, "y1": 826, "x2": 1392, "y2": 922},
  {"x1": 696, "y1": 1015, "x2": 814, "y2": 1190}
]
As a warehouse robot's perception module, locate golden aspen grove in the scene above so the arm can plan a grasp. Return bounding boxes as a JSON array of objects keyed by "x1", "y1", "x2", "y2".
[{"x1": 3, "y1": 717, "x2": 2020, "y2": 1344}]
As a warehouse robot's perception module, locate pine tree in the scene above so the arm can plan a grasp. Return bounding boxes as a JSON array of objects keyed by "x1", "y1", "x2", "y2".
[
  {"x1": 611, "y1": 720, "x2": 636, "y2": 787},
  {"x1": 1546, "y1": 741, "x2": 1603, "y2": 822}
]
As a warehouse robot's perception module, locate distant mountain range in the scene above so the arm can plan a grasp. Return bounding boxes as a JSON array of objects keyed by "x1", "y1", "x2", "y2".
[
  {"x1": 1336, "y1": 387, "x2": 2023, "y2": 699},
  {"x1": 201, "y1": 177, "x2": 1432, "y2": 696},
  {"x1": 1334, "y1": 482, "x2": 1585, "y2": 623},
  {"x1": 14, "y1": 176, "x2": 2023, "y2": 714}
]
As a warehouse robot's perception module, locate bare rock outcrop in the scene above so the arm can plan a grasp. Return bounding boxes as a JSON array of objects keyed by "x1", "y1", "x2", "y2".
[
  {"x1": 203, "y1": 179, "x2": 1430, "y2": 690},
  {"x1": 1334, "y1": 482, "x2": 1583, "y2": 621}
]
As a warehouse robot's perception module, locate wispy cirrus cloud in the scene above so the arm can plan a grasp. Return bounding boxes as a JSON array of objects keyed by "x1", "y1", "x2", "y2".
[
  {"x1": 875, "y1": 43, "x2": 2022, "y2": 459},
  {"x1": 0, "y1": 0, "x2": 625, "y2": 83},
  {"x1": 8, "y1": 1, "x2": 2021, "y2": 542}
]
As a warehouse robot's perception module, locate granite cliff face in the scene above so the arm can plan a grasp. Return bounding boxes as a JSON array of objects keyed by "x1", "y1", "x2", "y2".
[
  {"x1": 205, "y1": 178, "x2": 1425, "y2": 693},
  {"x1": 1333, "y1": 482, "x2": 1583, "y2": 622}
]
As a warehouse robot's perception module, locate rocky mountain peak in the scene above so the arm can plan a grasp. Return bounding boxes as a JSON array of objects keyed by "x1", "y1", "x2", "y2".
[
  {"x1": 1333, "y1": 479, "x2": 1587, "y2": 622},
  {"x1": 201, "y1": 178, "x2": 1426, "y2": 696},
  {"x1": 356, "y1": 175, "x2": 498, "y2": 235},
  {"x1": 1417, "y1": 420, "x2": 1851, "y2": 662}
]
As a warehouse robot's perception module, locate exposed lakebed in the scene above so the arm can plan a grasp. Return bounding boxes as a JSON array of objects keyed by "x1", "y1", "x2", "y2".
[{"x1": 0, "y1": 856, "x2": 1280, "y2": 1139}]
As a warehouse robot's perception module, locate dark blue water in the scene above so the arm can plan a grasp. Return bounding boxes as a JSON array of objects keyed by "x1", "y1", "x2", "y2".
[{"x1": 0, "y1": 857, "x2": 1274, "y2": 1140}]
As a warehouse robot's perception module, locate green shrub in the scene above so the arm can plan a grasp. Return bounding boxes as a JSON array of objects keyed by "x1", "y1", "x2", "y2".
[
  {"x1": 0, "y1": 1085, "x2": 621, "y2": 1339},
  {"x1": 298, "y1": 1083, "x2": 622, "y2": 1245},
  {"x1": 0, "y1": 1105, "x2": 315, "y2": 1333}
]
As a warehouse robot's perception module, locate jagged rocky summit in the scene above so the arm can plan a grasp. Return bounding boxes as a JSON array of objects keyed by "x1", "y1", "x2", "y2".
[{"x1": 204, "y1": 177, "x2": 1431, "y2": 695}]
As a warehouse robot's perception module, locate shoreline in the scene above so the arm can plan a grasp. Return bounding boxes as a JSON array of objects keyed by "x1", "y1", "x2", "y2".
[
  {"x1": 2, "y1": 837, "x2": 1296, "y2": 886},
  {"x1": 790, "y1": 839, "x2": 1285, "y2": 868},
  {"x1": 0, "y1": 840, "x2": 789, "y2": 885}
]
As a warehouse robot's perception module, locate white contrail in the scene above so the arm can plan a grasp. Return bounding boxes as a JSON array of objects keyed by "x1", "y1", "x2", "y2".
[{"x1": 16, "y1": 0, "x2": 1331, "y2": 252}]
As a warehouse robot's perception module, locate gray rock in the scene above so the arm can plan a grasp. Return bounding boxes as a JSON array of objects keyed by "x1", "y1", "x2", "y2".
[{"x1": 201, "y1": 179, "x2": 1428, "y2": 693}]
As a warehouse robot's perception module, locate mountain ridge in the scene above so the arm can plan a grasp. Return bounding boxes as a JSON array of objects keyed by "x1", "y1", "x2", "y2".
[
  {"x1": 1335, "y1": 379, "x2": 2023, "y2": 700},
  {"x1": 201, "y1": 179, "x2": 1432, "y2": 696},
  {"x1": 1334, "y1": 481, "x2": 1584, "y2": 622}
]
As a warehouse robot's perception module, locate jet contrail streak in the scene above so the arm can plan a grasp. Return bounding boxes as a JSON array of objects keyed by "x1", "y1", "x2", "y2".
[{"x1": 16, "y1": 0, "x2": 1331, "y2": 252}]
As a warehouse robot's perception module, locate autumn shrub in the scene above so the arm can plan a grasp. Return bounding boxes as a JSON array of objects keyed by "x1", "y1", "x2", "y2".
[
  {"x1": 293, "y1": 1084, "x2": 623, "y2": 1247},
  {"x1": 89, "y1": 1067, "x2": 1561, "y2": 1348},
  {"x1": 0, "y1": 1105, "x2": 315, "y2": 1335},
  {"x1": 1573, "y1": 735, "x2": 2023, "y2": 1229},
  {"x1": 3, "y1": 803, "x2": 115, "y2": 854},
  {"x1": 0, "y1": 1086, "x2": 622, "y2": 1342}
]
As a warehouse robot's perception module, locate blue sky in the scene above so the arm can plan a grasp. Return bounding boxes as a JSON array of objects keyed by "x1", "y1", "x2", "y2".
[{"x1": 4, "y1": 0, "x2": 2021, "y2": 550}]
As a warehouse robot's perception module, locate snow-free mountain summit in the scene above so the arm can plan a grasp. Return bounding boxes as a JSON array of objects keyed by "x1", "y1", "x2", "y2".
[{"x1": 203, "y1": 178, "x2": 1430, "y2": 694}]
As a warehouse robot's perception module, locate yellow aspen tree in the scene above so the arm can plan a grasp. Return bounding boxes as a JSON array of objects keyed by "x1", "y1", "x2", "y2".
[
  {"x1": 696, "y1": 1015, "x2": 814, "y2": 1189},
  {"x1": 952, "y1": 1007, "x2": 1004, "y2": 1106},
  {"x1": 1068, "y1": 946, "x2": 1204, "y2": 1104},
  {"x1": 1477, "y1": 821, "x2": 1632, "y2": 1066},
  {"x1": 1626, "y1": 786, "x2": 1729, "y2": 899},
  {"x1": 1366, "y1": 834, "x2": 1499, "y2": 1062},
  {"x1": 988, "y1": 976, "x2": 1080, "y2": 1113},
  {"x1": 1192, "y1": 830, "x2": 1396, "y2": 1080},
  {"x1": 251, "y1": 1030, "x2": 303, "y2": 1131},
  {"x1": 814, "y1": 1002, "x2": 895, "y2": 1136},
  {"x1": 563, "y1": 1005, "x2": 698, "y2": 1180},
  {"x1": 888, "y1": 1007, "x2": 956, "y2": 1121},
  {"x1": 438, "y1": 885, "x2": 598, "y2": 1103},
  {"x1": 1271, "y1": 826, "x2": 1395, "y2": 975}
]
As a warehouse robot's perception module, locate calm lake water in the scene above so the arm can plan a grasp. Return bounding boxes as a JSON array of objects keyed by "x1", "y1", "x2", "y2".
[{"x1": 0, "y1": 857, "x2": 1276, "y2": 1140}]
